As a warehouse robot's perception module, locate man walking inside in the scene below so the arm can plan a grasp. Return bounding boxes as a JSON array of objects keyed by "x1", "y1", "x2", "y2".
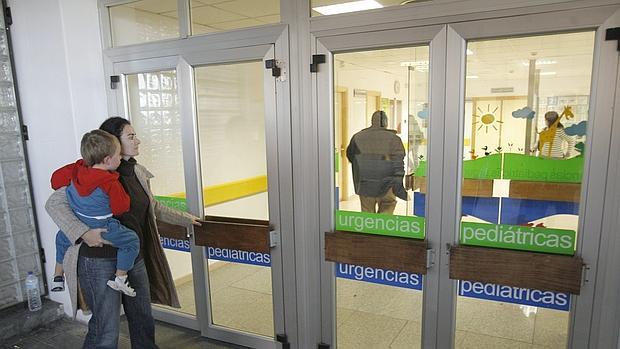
[{"x1": 346, "y1": 110, "x2": 407, "y2": 214}]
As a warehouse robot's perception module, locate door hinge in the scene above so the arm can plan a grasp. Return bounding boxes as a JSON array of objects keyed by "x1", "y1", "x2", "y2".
[
  {"x1": 265, "y1": 59, "x2": 281, "y2": 77},
  {"x1": 426, "y1": 248, "x2": 435, "y2": 269},
  {"x1": 21, "y1": 124, "x2": 29, "y2": 141},
  {"x1": 269, "y1": 230, "x2": 279, "y2": 248},
  {"x1": 276, "y1": 333, "x2": 290, "y2": 349},
  {"x1": 318, "y1": 343, "x2": 330, "y2": 349},
  {"x1": 310, "y1": 54, "x2": 326, "y2": 73},
  {"x1": 605, "y1": 27, "x2": 620, "y2": 51},
  {"x1": 110, "y1": 75, "x2": 120, "y2": 89},
  {"x1": 4, "y1": 6, "x2": 12, "y2": 26}
]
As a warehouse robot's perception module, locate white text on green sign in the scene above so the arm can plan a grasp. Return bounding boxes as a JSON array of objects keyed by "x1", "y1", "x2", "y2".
[
  {"x1": 461, "y1": 222, "x2": 575, "y2": 255},
  {"x1": 336, "y1": 210, "x2": 425, "y2": 239}
]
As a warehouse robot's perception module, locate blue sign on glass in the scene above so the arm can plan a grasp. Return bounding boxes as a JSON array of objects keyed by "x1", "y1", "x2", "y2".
[
  {"x1": 457, "y1": 280, "x2": 570, "y2": 311},
  {"x1": 336, "y1": 263, "x2": 423, "y2": 290},
  {"x1": 160, "y1": 237, "x2": 271, "y2": 267},
  {"x1": 160, "y1": 237, "x2": 569, "y2": 311},
  {"x1": 160, "y1": 237, "x2": 191, "y2": 252}
]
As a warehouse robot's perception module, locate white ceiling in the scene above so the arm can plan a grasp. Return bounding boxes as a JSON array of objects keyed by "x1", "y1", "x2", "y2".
[
  {"x1": 123, "y1": 0, "x2": 279, "y2": 32},
  {"x1": 335, "y1": 31, "x2": 596, "y2": 97}
]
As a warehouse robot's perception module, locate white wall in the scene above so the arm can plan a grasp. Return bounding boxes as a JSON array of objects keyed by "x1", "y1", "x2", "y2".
[{"x1": 9, "y1": 0, "x2": 107, "y2": 319}]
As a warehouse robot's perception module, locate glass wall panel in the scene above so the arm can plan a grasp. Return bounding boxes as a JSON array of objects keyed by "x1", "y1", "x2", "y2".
[
  {"x1": 110, "y1": 0, "x2": 179, "y2": 47},
  {"x1": 190, "y1": 0, "x2": 279, "y2": 36},
  {"x1": 126, "y1": 70, "x2": 196, "y2": 315},
  {"x1": 334, "y1": 46, "x2": 428, "y2": 348},
  {"x1": 455, "y1": 31, "x2": 595, "y2": 348},
  {"x1": 311, "y1": 0, "x2": 404, "y2": 17},
  {"x1": 195, "y1": 61, "x2": 274, "y2": 337}
]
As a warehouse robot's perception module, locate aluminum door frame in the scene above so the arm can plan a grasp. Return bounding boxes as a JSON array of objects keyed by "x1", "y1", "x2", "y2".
[
  {"x1": 313, "y1": 24, "x2": 448, "y2": 348},
  {"x1": 180, "y1": 41, "x2": 288, "y2": 349},
  {"x1": 109, "y1": 55, "x2": 201, "y2": 332},
  {"x1": 443, "y1": 5, "x2": 620, "y2": 349},
  {"x1": 106, "y1": 28, "x2": 294, "y2": 349}
]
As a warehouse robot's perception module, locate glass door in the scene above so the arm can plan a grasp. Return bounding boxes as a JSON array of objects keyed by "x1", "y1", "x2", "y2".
[
  {"x1": 439, "y1": 7, "x2": 620, "y2": 349},
  {"x1": 187, "y1": 45, "x2": 287, "y2": 349},
  {"x1": 315, "y1": 5, "x2": 620, "y2": 348},
  {"x1": 114, "y1": 62, "x2": 202, "y2": 328},
  {"x1": 111, "y1": 43, "x2": 288, "y2": 348},
  {"x1": 315, "y1": 25, "x2": 448, "y2": 348},
  {"x1": 453, "y1": 30, "x2": 595, "y2": 349}
]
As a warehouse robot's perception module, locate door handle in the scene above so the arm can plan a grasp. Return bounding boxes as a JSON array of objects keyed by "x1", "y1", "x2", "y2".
[{"x1": 269, "y1": 229, "x2": 280, "y2": 248}]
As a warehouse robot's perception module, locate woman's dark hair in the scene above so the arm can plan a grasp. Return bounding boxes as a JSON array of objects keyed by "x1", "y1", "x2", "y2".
[
  {"x1": 544, "y1": 111, "x2": 564, "y2": 129},
  {"x1": 100, "y1": 117, "x2": 131, "y2": 142}
]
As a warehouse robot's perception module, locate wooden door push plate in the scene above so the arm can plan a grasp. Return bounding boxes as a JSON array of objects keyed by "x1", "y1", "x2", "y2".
[
  {"x1": 194, "y1": 216, "x2": 271, "y2": 254},
  {"x1": 449, "y1": 245, "x2": 584, "y2": 294},
  {"x1": 325, "y1": 231, "x2": 428, "y2": 274},
  {"x1": 157, "y1": 216, "x2": 271, "y2": 254}
]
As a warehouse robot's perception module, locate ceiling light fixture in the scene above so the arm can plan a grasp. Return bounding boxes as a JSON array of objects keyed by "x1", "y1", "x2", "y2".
[
  {"x1": 522, "y1": 59, "x2": 557, "y2": 66},
  {"x1": 400, "y1": 60, "x2": 429, "y2": 72},
  {"x1": 313, "y1": 0, "x2": 383, "y2": 15},
  {"x1": 539, "y1": 71, "x2": 557, "y2": 76}
]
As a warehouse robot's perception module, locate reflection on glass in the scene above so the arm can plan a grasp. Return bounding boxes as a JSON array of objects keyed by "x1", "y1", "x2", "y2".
[
  {"x1": 109, "y1": 0, "x2": 179, "y2": 47},
  {"x1": 126, "y1": 71, "x2": 196, "y2": 315},
  {"x1": 456, "y1": 31, "x2": 595, "y2": 348},
  {"x1": 334, "y1": 46, "x2": 428, "y2": 348},
  {"x1": 191, "y1": 0, "x2": 279, "y2": 36},
  {"x1": 195, "y1": 61, "x2": 274, "y2": 337}
]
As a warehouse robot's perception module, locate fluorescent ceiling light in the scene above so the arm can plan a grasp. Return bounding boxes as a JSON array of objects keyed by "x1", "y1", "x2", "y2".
[
  {"x1": 466, "y1": 75, "x2": 479, "y2": 79},
  {"x1": 313, "y1": 0, "x2": 383, "y2": 15},
  {"x1": 466, "y1": 49, "x2": 474, "y2": 55},
  {"x1": 400, "y1": 60, "x2": 429, "y2": 71},
  {"x1": 539, "y1": 71, "x2": 557, "y2": 76},
  {"x1": 522, "y1": 59, "x2": 557, "y2": 66},
  {"x1": 400, "y1": 60, "x2": 429, "y2": 67}
]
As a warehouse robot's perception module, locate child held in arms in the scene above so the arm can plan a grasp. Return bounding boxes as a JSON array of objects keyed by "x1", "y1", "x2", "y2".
[{"x1": 50, "y1": 130, "x2": 139, "y2": 297}]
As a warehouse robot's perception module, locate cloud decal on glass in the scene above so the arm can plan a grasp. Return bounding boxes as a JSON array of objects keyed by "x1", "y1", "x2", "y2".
[
  {"x1": 512, "y1": 106, "x2": 536, "y2": 119},
  {"x1": 565, "y1": 121, "x2": 587, "y2": 136},
  {"x1": 417, "y1": 106, "x2": 428, "y2": 119}
]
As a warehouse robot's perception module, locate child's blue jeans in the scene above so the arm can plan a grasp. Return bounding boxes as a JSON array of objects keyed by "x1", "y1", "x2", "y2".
[{"x1": 55, "y1": 217, "x2": 139, "y2": 272}]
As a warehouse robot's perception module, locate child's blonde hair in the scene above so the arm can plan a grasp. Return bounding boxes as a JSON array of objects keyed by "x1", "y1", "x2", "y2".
[{"x1": 80, "y1": 129, "x2": 120, "y2": 166}]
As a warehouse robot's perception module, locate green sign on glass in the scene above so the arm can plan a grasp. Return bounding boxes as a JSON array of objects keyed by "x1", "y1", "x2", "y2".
[
  {"x1": 502, "y1": 153, "x2": 583, "y2": 183},
  {"x1": 154, "y1": 196, "x2": 188, "y2": 212},
  {"x1": 460, "y1": 222, "x2": 576, "y2": 255},
  {"x1": 336, "y1": 210, "x2": 425, "y2": 239}
]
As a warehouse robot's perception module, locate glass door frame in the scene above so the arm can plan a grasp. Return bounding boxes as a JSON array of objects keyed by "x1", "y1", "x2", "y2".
[
  {"x1": 313, "y1": 4, "x2": 620, "y2": 349},
  {"x1": 105, "y1": 25, "x2": 296, "y2": 349},
  {"x1": 442, "y1": 6, "x2": 620, "y2": 348},
  {"x1": 314, "y1": 24, "x2": 449, "y2": 348}
]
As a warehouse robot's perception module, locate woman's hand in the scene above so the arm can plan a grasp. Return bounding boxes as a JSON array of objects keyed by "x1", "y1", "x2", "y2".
[
  {"x1": 81, "y1": 228, "x2": 109, "y2": 247},
  {"x1": 191, "y1": 217, "x2": 203, "y2": 227}
]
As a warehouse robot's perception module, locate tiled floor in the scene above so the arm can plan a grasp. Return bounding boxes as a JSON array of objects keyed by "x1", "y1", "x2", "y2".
[
  {"x1": 2, "y1": 317, "x2": 245, "y2": 349},
  {"x1": 4, "y1": 263, "x2": 569, "y2": 348},
  {"x1": 167, "y1": 261, "x2": 568, "y2": 348}
]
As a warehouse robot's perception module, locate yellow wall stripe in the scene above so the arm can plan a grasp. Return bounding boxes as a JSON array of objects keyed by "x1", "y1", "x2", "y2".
[{"x1": 166, "y1": 175, "x2": 268, "y2": 207}]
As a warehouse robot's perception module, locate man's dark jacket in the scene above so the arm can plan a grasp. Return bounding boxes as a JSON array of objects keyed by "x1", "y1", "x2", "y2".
[{"x1": 346, "y1": 112, "x2": 407, "y2": 200}]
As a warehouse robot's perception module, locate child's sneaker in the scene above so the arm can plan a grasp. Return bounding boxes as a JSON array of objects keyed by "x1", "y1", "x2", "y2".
[
  {"x1": 51, "y1": 275, "x2": 65, "y2": 292},
  {"x1": 106, "y1": 275, "x2": 136, "y2": 297}
]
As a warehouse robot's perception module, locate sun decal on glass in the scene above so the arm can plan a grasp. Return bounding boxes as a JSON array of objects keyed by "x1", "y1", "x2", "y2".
[{"x1": 473, "y1": 104, "x2": 503, "y2": 133}]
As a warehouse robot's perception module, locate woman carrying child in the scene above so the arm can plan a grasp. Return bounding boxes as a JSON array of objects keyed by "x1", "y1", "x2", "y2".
[{"x1": 46, "y1": 117, "x2": 201, "y2": 349}]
